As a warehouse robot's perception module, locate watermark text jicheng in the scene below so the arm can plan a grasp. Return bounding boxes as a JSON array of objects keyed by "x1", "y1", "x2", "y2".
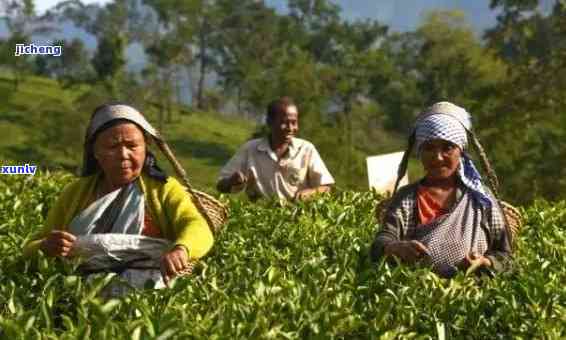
[
  {"x1": 14, "y1": 43, "x2": 62, "y2": 57},
  {"x1": 0, "y1": 164, "x2": 37, "y2": 176}
]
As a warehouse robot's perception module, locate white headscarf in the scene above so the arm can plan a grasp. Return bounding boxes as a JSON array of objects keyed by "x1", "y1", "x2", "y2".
[
  {"x1": 413, "y1": 102, "x2": 492, "y2": 208},
  {"x1": 87, "y1": 104, "x2": 158, "y2": 140}
]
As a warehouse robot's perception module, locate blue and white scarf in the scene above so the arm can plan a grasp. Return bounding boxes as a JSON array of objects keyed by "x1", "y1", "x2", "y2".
[{"x1": 414, "y1": 102, "x2": 492, "y2": 208}]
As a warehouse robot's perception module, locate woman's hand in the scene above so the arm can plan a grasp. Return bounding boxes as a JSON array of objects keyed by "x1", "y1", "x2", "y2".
[
  {"x1": 40, "y1": 230, "x2": 77, "y2": 257},
  {"x1": 229, "y1": 171, "x2": 248, "y2": 189},
  {"x1": 458, "y1": 253, "x2": 492, "y2": 273},
  {"x1": 160, "y1": 245, "x2": 191, "y2": 286},
  {"x1": 384, "y1": 240, "x2": 429, "y2": 264}
]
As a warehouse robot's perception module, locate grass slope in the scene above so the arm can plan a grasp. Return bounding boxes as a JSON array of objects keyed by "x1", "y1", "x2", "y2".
[
  {"x1": 0, "y1": 73, "x2": 256, "y2": 191},
  {"x1": 1, "y1": 72, "x2": 428, "y2": 196}
]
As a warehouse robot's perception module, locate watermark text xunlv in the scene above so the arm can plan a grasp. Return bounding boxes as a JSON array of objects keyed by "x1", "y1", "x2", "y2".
[{"x1": 1, "y1": 164, "x2": 37, "y2": 175}]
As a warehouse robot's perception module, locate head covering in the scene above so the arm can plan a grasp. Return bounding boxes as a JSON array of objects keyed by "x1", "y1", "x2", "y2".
[
  {"x1": 82, "y1": 104, "x2": 166, "y2": 181},
  {"x1": 414, "y1": 102, "x2": 492, "y2": 208},
  {"x1": 86, "y1": 104, "x2": 158, "y2": 140}
]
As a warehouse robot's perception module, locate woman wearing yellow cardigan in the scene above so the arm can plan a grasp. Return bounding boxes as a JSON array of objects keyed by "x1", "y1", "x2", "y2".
[{"x1": 24, "y1": 103, "x2": 213, "y2": 293}]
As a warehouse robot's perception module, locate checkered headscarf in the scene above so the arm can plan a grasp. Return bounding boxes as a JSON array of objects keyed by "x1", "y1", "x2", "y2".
[{"x1": 414, "y1": 102, "x2": 492, "y2": 208}]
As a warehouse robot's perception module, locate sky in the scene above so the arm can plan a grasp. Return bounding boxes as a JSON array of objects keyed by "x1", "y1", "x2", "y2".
[
  {"x1": 35, "y1": 0, "x2": 501, "y2": 33},
  {"x1": 264, "y1": 0, "x2": 499, "y2": 33},
  {"x1": 35, "y1": 0, "x2": 111, "y2": 13}
]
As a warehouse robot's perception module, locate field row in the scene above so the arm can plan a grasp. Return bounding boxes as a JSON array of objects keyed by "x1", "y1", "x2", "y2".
[{"x1": 0, "y1": 172, "x2": 565, "y2": 338}]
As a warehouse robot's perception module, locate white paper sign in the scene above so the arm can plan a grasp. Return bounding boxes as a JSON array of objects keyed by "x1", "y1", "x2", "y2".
[{"x1": 366, "y1": 151, "x2": 409, "y2": 194}]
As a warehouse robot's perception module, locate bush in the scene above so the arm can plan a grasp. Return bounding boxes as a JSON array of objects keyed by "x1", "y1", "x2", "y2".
[{"x1": 0, "y1": 171, "x2": 564, "y2": 338}]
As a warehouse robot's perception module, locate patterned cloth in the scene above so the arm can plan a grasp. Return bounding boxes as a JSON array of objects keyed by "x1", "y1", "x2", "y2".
[
  {"x1": 414, "y1": 102, "x2": 492, "y2": 208},
  {"x1": 73, "y1": 234, "x2": 170, "y2": 297},
  {"x1": 69, "y1": 178, "x2": 167, "y2": 296},
  {"x1": 410, "y1": 189, "x2": 488, "y2": 278},
  {"x1": 371, "y1": 181, "x2": 512, "y2": 276}
]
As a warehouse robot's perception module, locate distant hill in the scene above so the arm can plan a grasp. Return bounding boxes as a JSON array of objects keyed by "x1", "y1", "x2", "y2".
[
  {"x1": 0, "y1": 72, "x2": 257, "y2": 192},
  {"x1": 0, "y1": 72, "x2": 416, "y2": 192}
]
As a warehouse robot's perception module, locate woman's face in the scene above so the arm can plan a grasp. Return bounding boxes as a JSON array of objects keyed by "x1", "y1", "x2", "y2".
[
  {"x1": 94, "y1": 122, "x2": 146, "y2": 188},
  {"x1": 420, "y1": 139, "x2": 462, "y2": 181}
]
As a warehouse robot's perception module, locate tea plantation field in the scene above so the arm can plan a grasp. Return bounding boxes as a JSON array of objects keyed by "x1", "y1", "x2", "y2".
[{"x1": 0, "y1": 171, "x2": 565, "y2": 339}]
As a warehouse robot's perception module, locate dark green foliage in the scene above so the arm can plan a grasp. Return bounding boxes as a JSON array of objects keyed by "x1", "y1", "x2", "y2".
[
  {"x1": 92, "y1": 33, "x2": 127, "y2": 82},
  {"x1": 0, "y1": 31, "x2": 32, "y2": 91},
  {"x1": 481, "y1": 1, "x2": 566, "y2": 203},
  {"x1": 0, "y1": 171, "x2": 564, "y2": 338}
]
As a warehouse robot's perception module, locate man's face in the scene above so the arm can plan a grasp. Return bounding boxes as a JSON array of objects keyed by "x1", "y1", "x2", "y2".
[{"x1": 271, "y1": 105, "x2": 299, "y2": 143}]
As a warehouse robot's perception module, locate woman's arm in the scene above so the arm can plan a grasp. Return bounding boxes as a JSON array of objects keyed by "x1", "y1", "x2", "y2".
[
  {"x1": 370, "y1": 214, "x2": 401, "y2": 262},
  {"x1": 371, "y1": 184, "x2": 430, "y2": 263},
  {"x1": 370, "y1": 211, "x2": 428, "y2": 263},
  {"x1": 483, "y1": 203, "x2": 513, "y2": 273},
  {"x1": 162, "y1": 178, "x2": 214, "y2": 260},
  {"x1": 23, "y1": 182, "x2": 78, "y2": 257}
]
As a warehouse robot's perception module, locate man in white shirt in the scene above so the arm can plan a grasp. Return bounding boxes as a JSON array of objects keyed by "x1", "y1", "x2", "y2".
[{"x1": 217, "y1": 97, "x2": 335, "y2": 201}]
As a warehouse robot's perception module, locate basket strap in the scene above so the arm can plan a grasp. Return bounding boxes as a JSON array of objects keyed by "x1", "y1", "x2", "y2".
[
  {"x1": 467, "y1": 130, "x2": 500, "y2": 197},
  {"x1": 152, "y1": 136, "x2": 217, "y2": 230},
  {"x1": 378, "y1": 132, "x2": 415, "y2": 224},
  {"x1": 392, "y1": 131, "x2": 416, "y2": 196},
  {"x1": 466, "y1": 130, "x2": 514, "y2": 249}
]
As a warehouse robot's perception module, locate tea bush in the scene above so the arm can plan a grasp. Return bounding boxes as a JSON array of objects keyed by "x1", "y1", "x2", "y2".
[{"x1": 0, "y1": 172, "x2": 564, "y2": 339}]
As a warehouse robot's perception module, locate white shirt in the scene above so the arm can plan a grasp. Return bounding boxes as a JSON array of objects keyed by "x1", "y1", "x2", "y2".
[{"x1": 219, "y1": 137, "x2": 335, "y2": 200}]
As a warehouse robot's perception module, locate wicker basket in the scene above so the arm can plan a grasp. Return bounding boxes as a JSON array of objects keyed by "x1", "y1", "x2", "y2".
[
  {"x1": 154, "y1": 137, "x2": 228, "y2": 234},
  {"x1": 190, "y1": 189, "x2": 228, "y2": 234},
  {"x1": 499, "y1": 201, "x2": 523, "y2": 244}
]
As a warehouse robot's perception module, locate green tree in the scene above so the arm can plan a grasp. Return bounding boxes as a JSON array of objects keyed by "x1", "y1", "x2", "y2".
[
  {"x1": 91, "y1": 32, "x2": 127, "y2": 95},
  {"x1": 58, "y1": 0, "x2": 136, "y2": 96},
  {"x1": 415, "y1": 11, "x2": 506, "y2": 114},
  {"x1": 482, "y1": 1, "x2": 566, "y2": 202},
  {"x1": 140, "y1": 0, "x2": 196, "y2": 123},
  {"x1": 314, "y1": 18, "x2": 389, "y2": 186},
  {"x1": 370, "y1": 32, "x2": 424, "y2": 132},
  {"x1": 46, "y1": 38, "x2": 94, "y2": 88},
  {"x1": 143, "y1": 0, "x2": 221, "y2": 110},
  {"x1": 0, "y1": 0, "x2": 36, "y2": 90},
  {"x1": 212, "y1": 0, "x2": 277, "y2": 113},
  {"x1": 0, "y1": 31, "x2": 31, "y2": 90}
]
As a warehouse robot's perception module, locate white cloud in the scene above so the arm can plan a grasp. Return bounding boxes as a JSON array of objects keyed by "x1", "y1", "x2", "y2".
[{"x1": 35, "y1": 0, "x2": 111, "y2": 14}]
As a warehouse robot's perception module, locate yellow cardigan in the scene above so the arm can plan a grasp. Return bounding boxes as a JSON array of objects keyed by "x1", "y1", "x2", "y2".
[{"x1": 23, "y1": 172, "x2": 214, "y2": 259}]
